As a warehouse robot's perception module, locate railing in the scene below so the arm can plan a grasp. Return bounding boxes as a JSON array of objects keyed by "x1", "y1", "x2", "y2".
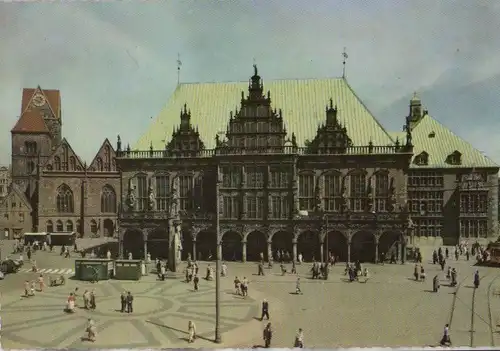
[{"x1": 117, "y1": 145, "x2": 412, "y2": 159}]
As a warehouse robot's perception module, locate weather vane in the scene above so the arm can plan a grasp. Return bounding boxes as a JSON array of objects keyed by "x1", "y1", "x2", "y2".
[
  {"x1": 177, "y1": 53, "x2": 182, "y2": 85},
  {"x1": 342, "y1": 47, "x2": 348, "y2": 78}
]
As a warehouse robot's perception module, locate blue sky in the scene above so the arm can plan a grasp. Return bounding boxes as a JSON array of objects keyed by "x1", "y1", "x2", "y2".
[{"x1": 1, "y1": 1, "x2": 499, "y2": 164}]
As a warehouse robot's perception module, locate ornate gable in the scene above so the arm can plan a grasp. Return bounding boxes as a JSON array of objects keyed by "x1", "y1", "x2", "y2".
[
  {"x1": 43, "y1": 138, "x2": 85, "y2": 172},
  {"x1": 0, "y1": 184, "x2": 32, "y2": 211},
  {"x1": 305, "y1": 99, "x2": 352, "y2": 154},
  {"x1": 217, "y1": 65, "x2": 289, "y2": 153},
  {"x1": 165, "y1": 104, "x2": 205, "y2": 156},
  {"x1": 88, "y1": 139, "x2": 117, "y2": 172}
]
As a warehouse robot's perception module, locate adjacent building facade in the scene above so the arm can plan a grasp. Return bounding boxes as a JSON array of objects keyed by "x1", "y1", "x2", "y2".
[
  {"x1": 0, "y1": 166, "x2": 10, "y2": 200},
  {"x1": 3, "y1": 86, "x2": 120, "y2": 239}
]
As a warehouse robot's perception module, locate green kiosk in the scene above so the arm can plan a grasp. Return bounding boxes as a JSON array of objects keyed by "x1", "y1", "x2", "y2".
[
  {"x1": 75, "y1": 259, "x2": 114, "y2": 281},
  {"x1": 114, "y1": 259, "x2": 144, "y2": 280}
]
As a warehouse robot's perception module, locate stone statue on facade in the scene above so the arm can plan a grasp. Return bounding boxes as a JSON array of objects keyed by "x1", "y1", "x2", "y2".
[
  {"x1": 340, "y1": 183, "x2": 349, "y2": 213},
  {"x1": 148, "y1": 184, "x2": 155, "y2": 211},
  {"x1": 315, "y1": 184, "x2": 323, "y2": 212},
  {"x1": 125, "y1": 179, "x2": 136, "y2": 211},
  {"x1": 365, "y1": 179, "x2": 373, "y2": 212},
  {"x1": 170, "y1": 177, "x2": 179, "y2": 218}
]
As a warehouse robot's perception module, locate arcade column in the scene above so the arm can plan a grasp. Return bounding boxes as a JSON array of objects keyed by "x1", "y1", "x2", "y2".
[
  {"x1": 319, "y1": 241, "x2": 324, "y2": 263},
  {"x1": 292, "y1": 239, "x2": 297, "y2": 263},
  {"x1": 374, "y1": 236, "x2": 379, "y2": 264},
  {"x1": 192, "y1": 240, "x2": 197, "y2": 261},
  {"x1": 242, "y1": 241, "x2": 247, "y2": 262},
  {"x1": 143, "y1": 231, "x2": 148, "y2": 261},
  {"x1": 118, "y1": 227, "x2": 124, "y2": 259},
  {"x1": 347, "y1": 238, "x2": 352, "y2": 263},
  {"x1": 267, "y1": 240, "x2": 272, "y2": 262}
]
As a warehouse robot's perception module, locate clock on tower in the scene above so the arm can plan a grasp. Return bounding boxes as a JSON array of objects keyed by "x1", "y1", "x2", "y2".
[{"x1": 32, "y1": 93, "x2": 46, "y2": 107}]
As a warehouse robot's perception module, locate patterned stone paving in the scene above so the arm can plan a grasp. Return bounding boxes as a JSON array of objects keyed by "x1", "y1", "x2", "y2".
[{"x1": 0, "y1": 278, "x2": 260, "y2": 348}]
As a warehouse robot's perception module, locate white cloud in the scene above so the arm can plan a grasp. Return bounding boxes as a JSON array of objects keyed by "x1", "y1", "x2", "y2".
[{"x1": 0, "y1": 0, "x2": 499, "y2": 163}]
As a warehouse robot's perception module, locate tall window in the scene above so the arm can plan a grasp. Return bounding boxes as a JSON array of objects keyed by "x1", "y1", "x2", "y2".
[
  {"x1": 46, "y1": 220, "x2": 53, "y2": 233},
  {"x1": 69, "y1": 156, "x2": 76, "y2": 171},
  {"x1": 460, "y1": 192, "x2": 488, "y2": 213},
  {"x1": 269, "y1": 168, "x2": 290, "y2": 188},
  {"x1": 76, "y1": 219, "x2": 81, "y2": 234},
  {"x1": 136, "y1": 175, "x2": 148, "y2": 211},
  {"x1": 155, "y1": 174, "x2": 170, "y2": 211},
  {"x1": 349, "y1": 173, "x2": 366, "y2": 212},
  {"x1": 54, "y1": 156, "x2": 61, "y2": 171},
  {"x1": 323, "y1": 173, "x2": 341, "y2": 211},
  {"x1": 104, "y1": 145, "x2": 111, "y2": 171},
  {"x1": 62, "y1": 145, "x2": 68, "y2": 171},
  {"x1": 270, "y1": 195, "x2": 290, "y2": 219},
  {"x1": 56, "y1": 184, "x2": 74, "y2": 213},
  {"x1": 56, "y1": 220, "x2": 64, "y2": 232},
  {"x1": 375, "y1": 173, "x2": 389, "y2": 212},
  {"x1": 223, "y1": 196, "x2": 240, "y2": 219},
  {"x1": 299, "y1": 173, "x2": 315, "y2": 211},
  {"x1": 460, "y1": 219, "x2": 487, "y2": 238},
  {"x1": 95, "y1": 157, "x2": 103, "y2": 172},
  {"x1": 246, "y1": 196, "x2": 264, "y2": 219},
  {"x1": 246, "y1": 166, "x2": 265, "y2": 188},
  {"x1": 179, "y1": 175, "x2": 193, "y2": 211},
  {"x1": 27, "y1": 161, "x2": 35, "y2": 174},
  {"x1": 25, "y1": 141, "x2": 37, "y2": 155},
  {"x1": 66, "y1": 220, "x2": 73, "y2": 232},
  {"x1": 101, "y1": 185, "x2": 117, "y2": 213},
  {"x1": 222, "y1": 166, "x2": 241, "y2": 188}
]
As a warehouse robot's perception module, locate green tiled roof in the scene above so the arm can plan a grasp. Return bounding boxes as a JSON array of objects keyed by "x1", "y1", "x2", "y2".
[
  {"x1": 135, "y1": 77, "x2": 395, "y2": 150},
  {"x1": 392, "y1": 115, "x2": 498, "y2": 169}
]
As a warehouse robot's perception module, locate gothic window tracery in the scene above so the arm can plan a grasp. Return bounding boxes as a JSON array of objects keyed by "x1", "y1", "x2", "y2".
[
  {"x1": 101, "y1": 185, "x2": 117, "y2": 213},
  {"x1": 349, "y1": 172, "x2": 366, "y2": 212},
  {"x1": 323, "y1": 172, "x2": 341, "y2": 212},
  {"x1": 56, "y1": 184, "x2": 74, "y2": 213},
  {"x1": 374, "y1": 172, "x2": 389, "y2": 212}
]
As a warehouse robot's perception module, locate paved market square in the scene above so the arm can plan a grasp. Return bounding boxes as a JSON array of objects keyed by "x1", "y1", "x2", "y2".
[{"x1": 2, "y1": 246, "x2": 500, "y2": 348}]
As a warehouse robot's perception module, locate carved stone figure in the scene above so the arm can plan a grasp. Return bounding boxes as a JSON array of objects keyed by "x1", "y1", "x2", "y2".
[
  {"x1": 315, "y1": 183, "x2": 323, "y2": 212},
  {"x1": 340, "y1": 183, "x2": 349, "y2": 213},
  {"x1": 148, "y1": 185, "x2": 155, "y2": 211},
  {"x1": 365, "y1": 180, "x2": 373, "y2": 212},
  {"x1": 125, "y1": 179, "x2": 136, "y2": 211},
  {"x1": 170, "y1": 177, "x2": 179, "y2": 217}
]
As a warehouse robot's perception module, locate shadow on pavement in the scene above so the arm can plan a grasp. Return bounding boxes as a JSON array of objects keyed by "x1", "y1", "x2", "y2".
[{"x1": 146, "y1": 319, "x2": 214, "y2": 343}]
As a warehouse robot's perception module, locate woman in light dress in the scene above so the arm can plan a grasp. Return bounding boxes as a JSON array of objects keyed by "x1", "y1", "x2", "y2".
[
  {"x1": 66, "y1": 292, "x2": 76, "y2": 313},
  {"x1": 188, "y1": 321, "x2": 196, "y2": 343}
]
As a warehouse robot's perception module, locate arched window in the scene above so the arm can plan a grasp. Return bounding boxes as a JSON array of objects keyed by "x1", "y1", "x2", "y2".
[
  {"x1": 90, "y1": 219, "x2": 98, "y2": 234},
  {"x1": 46, "y1": 220, "x2": 53, "y2": 233},
  {"x1": 101, "y1": 185, "x2": 117, "y2": 213},
  {"x1": 56, "y1": 184, "x2": 74, "y2": 213},
  {"x1": 69, "y1": 156, "x2": 76, "y2": 171},
  {"x1": 54, "y1": 156, "x2": 61, "y2": 171},
  {"x1": 24, "y1": 141, "x2": 37, "y2": 155},
  {"x1": 66, "y1": 220, "x2": 73, "y2": 232},
  {"x1": 104, "y1": 146, "x2": 111, "y2": 171},
  {"x1": 96, "y1": 157, "x2": 103, "y2": 172},
  {"x1": 56, "y1": 220, "x2": 64, "y2": 232},
  {"x1": 62, "y1": 145, "x2": 68, "y2": 171}
]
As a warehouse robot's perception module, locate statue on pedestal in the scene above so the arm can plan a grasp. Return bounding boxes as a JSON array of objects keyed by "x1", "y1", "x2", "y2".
[
  {"x1": 125, "y1": 179, "x2": 136, "y2": 211},
  {"x1": 148, "y1": 184, "x2": 155, "y2": 211}
]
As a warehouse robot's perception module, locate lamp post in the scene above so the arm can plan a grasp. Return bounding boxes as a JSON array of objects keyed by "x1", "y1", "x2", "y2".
[{"x1": 215, "y1": 169, "x2": 222, "y2": 344}]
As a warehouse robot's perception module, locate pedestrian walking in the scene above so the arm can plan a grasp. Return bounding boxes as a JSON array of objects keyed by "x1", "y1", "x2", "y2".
[
  {"x1": 294, "y1": 328, "x2": 304, "y2": 348},
  {"x1": 440, "y1": 323, "x2": 451, "y2": 346},
  {"x1": 260, "y1": 299, "x2": 270, "y2": 321},
  {"x1": 263, "y1": 322, "x2": 272, "y2": 348},
  {"x1": 193, "y1": 274, "x2": 199, "y2": 291},
  {"x1": 295, "y1": 277, "x2": 302, "y2": 294},
  {"x1": 188, "y1": 321, "x2": 196, "y2": 343}
]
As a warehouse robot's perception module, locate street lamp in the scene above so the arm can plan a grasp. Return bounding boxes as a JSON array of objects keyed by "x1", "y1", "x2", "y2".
[{"x1": 214, "y1": 169, "x2": 222, "y2": 344}]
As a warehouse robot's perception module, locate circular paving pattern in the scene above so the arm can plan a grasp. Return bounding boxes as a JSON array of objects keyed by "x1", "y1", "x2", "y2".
[{"x1": 0, "y1": 279, "x2": 259, "y2": 349}]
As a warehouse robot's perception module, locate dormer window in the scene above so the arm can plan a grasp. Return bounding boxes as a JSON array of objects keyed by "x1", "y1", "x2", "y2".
[
  {"x1": 428, "y1": 131, "x2": 435, "y2": 138},
  {"x1": 446, "y1": 150, "x2": 462, "y2": 165},
  {"x1": 414, "y1": 151, "x2": 429, "y2": 166}
]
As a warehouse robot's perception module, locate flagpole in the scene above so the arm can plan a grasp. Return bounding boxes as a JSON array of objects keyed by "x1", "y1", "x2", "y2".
[
  {"x1": 342, "y1": 47, "x2": 348, "y2": 78},
  {"x1": 177, "y1": 53, "x2": 182, "y2": 85}
]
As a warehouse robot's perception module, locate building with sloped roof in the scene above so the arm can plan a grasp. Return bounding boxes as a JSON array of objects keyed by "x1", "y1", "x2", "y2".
[
  {"x1": 6, "y1": 87, "x2": 120, "y2": 240},
  {"x1": 116, "y1": 65, "x2": 500, "y2": 267}
]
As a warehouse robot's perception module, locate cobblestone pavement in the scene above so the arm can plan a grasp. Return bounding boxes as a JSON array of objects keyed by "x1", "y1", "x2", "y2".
[{"x1": 2, "y1": 256, "x2": 500, "y2": 348}]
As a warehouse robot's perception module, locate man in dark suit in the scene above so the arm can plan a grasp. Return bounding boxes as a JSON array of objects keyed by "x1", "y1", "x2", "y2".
[
  {"x1": 261, "y1": 299, "x2": 269, "y2": 321},
  {"x1": 126, "y1": 291, "x2": 134, "y2": 313}
]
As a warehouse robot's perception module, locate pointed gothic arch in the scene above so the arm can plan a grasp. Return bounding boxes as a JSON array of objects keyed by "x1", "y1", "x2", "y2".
[
  {"x1": 101, "y1": 185, "x2": 117, "y2": 213},
  {"x1": 56, "y1": 184, "x2": 74, "y2": 213}
]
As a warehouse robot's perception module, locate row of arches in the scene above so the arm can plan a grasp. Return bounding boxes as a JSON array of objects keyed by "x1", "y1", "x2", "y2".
[
  {"x1": 122, "y1": 228, "x2": 402, "y2": 263},
  {"x1": 55, "y1": 184, "x2": 117, "y2": 214},
  {"x1": 46, "y1": 218, "x2": 115, "y2": 237}
]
